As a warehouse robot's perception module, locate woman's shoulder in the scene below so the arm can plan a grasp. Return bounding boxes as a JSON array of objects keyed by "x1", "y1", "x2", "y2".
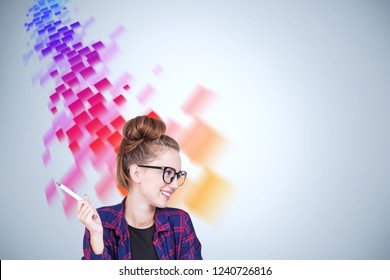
[
  {"x1": 158, "y1": 207, "x2": 192, "y2": 223},
  {"x1": 162, "y1": 207, "x2": 189, "y2": 216},
  {"x1": 96, "y1": 200, "x2": 125, "y2": 222}
]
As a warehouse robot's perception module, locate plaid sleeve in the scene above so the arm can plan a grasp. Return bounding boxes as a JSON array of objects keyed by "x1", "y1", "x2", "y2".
[
  {"x1": 81, "y1": 228, "x2": 113, "y2": 260},
  {"x1": 179, "y1": 212, "x2": 203, "y2": 260}
]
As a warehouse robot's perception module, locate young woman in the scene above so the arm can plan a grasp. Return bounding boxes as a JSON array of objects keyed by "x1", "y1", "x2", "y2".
[{"x1": 77, "y1": 115, "x2": 202, "y2": 260}]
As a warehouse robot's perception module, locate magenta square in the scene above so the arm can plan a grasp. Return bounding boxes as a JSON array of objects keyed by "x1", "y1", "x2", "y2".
[
  {"x1": 67, "y1": 77, "x2": 79, "y2": 87},
  {"x1": 94, "y1": 78, "x2": 112, "y2": 92},
  {"x1": 78, "y1": 46, "x2": 90, "y2": 55},
  {"x1": 50, "y1": 70, "x2": 59, "y2": 77},
  {"x1": 50, "y1": 106, "x2": 57, "y2": 114},
  {"x1": 69, "y1": 55, "x2": 82, "y2": 65},
  {"x1": 80, "y1": 66, "x2": 95, "y2": 79},
  {"x1": 88, "y1": 102, "x2": 108, "y2": 118},
  {"x1": 77, "y1": 87, "x2": 94, "y2": 101},
  {"x1": 71, "y1": 61, "x2": 85, "y2": 73},
  {"x1": 62, "y1": 88, "x2": 74, "y2": 100},
  {"x1": 68, "y1": 99, "x2": 85, "y2": 115},
  {"x1": 45, "y1": 180, "x2": 57, "y2": 206},
  {"x1": 55, "y1": 84, "x2": 66, "y2": 94},
  {"x1": 92, "y1": 41, "x2": 104, "y2": 50},
  {"x1": 66, "y1": 50, "x2": 77, "y2": 58},
  {"x1": 54, "y1": 53, "x2": 64, "y2": 61},
  {"x1": 113, "y1": 94, "x2": 126, "y2": 106},
  {"x1": 86, "y1": 50, "x2": 98, "y2": 59},
  {"x1": 74, "y1": 111, "x2": 91, "y2": 127},
  {"x1": 62, "y1": 71, "x2": 76, "y2": 83},
  {"x1": 87, "y1": 55, "x2": 101, "y2": 65},
  {"x1": 50, "y1": 92, "x2": 60, "y2": 104},
  {"x1": 73, "y1": 42, "x2": 83, "y2": 49},
  {"x1": 60, "y1": 47, "x2": 71, "y2": 54},
  {"x1": 88, "y1": 92, "x2": 105, "y2": 106}
]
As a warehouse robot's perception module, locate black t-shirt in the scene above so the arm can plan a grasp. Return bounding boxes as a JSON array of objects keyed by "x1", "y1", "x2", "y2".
[{"x1": 128, "y1": 224, "x2": 159, "y2": 260}]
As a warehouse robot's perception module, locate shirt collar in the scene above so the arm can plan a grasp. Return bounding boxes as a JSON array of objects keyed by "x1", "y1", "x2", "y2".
[
  {"x1": 103, "y1": 197, "x2": 171, "y2": 234},
  {"x1": 154, "y1": 207, "x2": 172, "y2": 233}
]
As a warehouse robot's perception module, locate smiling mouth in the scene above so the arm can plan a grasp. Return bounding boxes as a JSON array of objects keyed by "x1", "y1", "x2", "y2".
[{"x1": 161, "y1": 191, "x2": 172, "y2": 199}]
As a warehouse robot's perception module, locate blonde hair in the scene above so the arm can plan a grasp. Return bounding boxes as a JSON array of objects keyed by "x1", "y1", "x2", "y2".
[{"x1": 116, "y1": 115, "x2": 179, "y2": 190}]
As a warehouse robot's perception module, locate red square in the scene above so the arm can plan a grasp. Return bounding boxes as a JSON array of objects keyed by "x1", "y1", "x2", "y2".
[
  {"x1": 56, "y1": 129, "x2": 65, "y2": 141},
  {"x1": 107, "y1": 131, "x2": 122, "y2": 150},
  {"x1": 110, "y1": 115, "x2": 126, "y2": 131},
  {"x1": 86, "y1": 118, "x2": 103, "y2": 135},
  {"x1": 69, "y1": 141, "x2": 80, "y2": 154},
  {"x1": 96, "y1": 125, "x2": 112, "y2": 140},
  {"x1": 147, "y1": 111, "x2": 161, "y2": 120},
  {"x1": 90, "y1": 138, "x2": 106, "y2": 155},
  {"x1": 66, "y1": 124, "x2": 84, "y2": 142}
]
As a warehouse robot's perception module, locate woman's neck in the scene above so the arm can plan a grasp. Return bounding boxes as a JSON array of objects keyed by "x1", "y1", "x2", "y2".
[{"x1": 125, "y1": 189, "x2": 156, "y2": 229}]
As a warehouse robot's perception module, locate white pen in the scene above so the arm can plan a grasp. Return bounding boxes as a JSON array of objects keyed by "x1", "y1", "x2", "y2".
[{"x1": 56, "y1": 182, "x2": 83, "y2": 201}]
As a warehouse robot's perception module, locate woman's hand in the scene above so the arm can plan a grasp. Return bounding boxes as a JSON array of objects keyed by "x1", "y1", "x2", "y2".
[
  {"x1": 77, "y1": 195, "x2": 103, "y2": 234},
  {"x1": 77, "y1": 195, "x2": 104, "y2": 254}
]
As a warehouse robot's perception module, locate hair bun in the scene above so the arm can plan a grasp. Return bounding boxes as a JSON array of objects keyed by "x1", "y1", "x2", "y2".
[{"x1": 123, "y1": 115, "x2": 166, "y2": 142}]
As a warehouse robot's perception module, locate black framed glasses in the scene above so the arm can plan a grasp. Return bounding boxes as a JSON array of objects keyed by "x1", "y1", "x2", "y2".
[{"x1": 138, "y1": 165, "x2": 187, "y2": 186}]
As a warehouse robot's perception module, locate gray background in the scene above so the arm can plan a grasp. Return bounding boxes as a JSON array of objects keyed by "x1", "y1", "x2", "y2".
[{"x1": 1, "y1": 0, "x2": 389, "y2": 259}]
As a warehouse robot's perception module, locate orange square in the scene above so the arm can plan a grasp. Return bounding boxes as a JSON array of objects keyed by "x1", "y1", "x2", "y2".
[
  {"x1": 182, "y1": 167, "x2": 234, "y2": 223},
  {"x1": 181, "y1": 118, "x2": 228, "y2": 165}
]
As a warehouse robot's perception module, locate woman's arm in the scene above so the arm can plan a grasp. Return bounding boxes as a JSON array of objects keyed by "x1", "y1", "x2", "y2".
[
  {"x1": 180, "y1": 213, "x2": 203, "y2": 260},
  {"x1": 77, "y1": 196, "x2": 107, "y2": 259}
]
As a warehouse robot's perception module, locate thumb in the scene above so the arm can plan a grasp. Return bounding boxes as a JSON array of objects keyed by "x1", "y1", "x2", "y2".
[{"x1": 83, "y1": 195, "x2": 98, "y2": 220}]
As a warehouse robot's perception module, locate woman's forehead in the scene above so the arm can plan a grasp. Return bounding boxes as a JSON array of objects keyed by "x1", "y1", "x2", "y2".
[{"x1": 151, "y1": 148, "x2": 181, "y2": 166}]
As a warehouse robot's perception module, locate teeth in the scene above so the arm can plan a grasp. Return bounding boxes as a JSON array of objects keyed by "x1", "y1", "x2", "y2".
[{"x1": 161, "y1": 191, "x2": 171, "y2": 197}]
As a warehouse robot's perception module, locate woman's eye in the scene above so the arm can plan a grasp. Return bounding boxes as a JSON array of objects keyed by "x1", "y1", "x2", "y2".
[{"x1": 165, "y1": 169, "x2": 174, "y2": 176}]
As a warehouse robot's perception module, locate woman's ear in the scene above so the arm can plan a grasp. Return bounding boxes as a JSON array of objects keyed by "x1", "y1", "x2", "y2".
[{"x1": 129, "y1": 164, "x2": 141, "y2": 183}]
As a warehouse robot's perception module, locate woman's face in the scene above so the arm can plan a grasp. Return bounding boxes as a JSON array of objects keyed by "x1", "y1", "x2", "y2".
[{"x1": 138, "y1": 148, "x2": 183, "y2": 208}]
